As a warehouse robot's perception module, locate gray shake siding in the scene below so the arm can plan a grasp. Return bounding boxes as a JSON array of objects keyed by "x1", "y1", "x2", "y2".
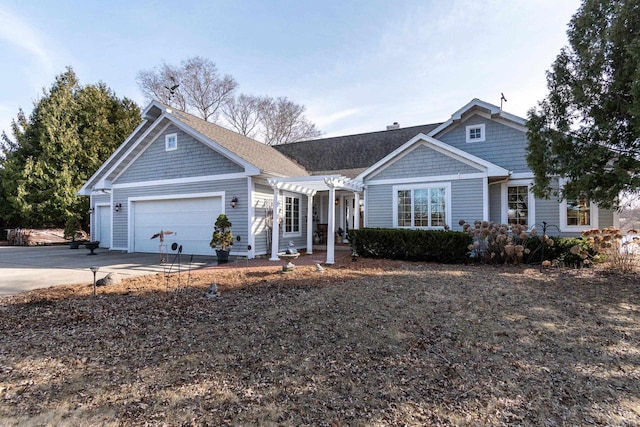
[
  {"x1": 371, "y1": 144, "x2": 480, "y2": 180},
  {"x1": 111, "y1": 178, "x2": 248, "y2": 253},
  {"x1": 437, "y1": 115, "x2": 529, "y2": 173},
  {"x1": 116, "y1": 125, "x2": 243, "y2": 184}
]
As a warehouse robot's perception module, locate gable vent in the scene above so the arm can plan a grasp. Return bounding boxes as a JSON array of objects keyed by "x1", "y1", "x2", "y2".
[{"x1": 386, "y1": 122, "x2": 400, "y2": 130}]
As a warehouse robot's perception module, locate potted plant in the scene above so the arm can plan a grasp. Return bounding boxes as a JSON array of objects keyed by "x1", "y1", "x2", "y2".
[
  {"x1": 64, "y1": 217, "x2": 83, "y2": 249},
  {"x1": 210, "y1": 213, "x2": 233, "y2": 263}
]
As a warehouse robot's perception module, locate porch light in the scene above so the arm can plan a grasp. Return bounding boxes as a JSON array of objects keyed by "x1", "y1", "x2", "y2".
[
  {"x1": 88, "y1": 207, "x2": 95, "y2": 215},
  {"x1": 230, "y1": 197, "x2": 238, "y2": 208},
  {"x1": 335, "y1": 198, "x2": 339, "y2": 206},
  {"x1": 114, "y1": 203, "x2": 122, "y2": 213}
]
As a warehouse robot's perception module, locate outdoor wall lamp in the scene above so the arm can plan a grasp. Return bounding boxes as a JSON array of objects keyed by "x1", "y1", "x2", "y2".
[
  {"x1": 335, "y1": 198, "x2": 339, "y2": 206},
  {"x1": 230, "y1": 196, "x2": 238, "y2": 208},
  {"x1": 88, "y1": 207, "x2": 95, "y2": 215},
  {"x1": 114, "y1": 203, "x2": 122, "y2": 213}
]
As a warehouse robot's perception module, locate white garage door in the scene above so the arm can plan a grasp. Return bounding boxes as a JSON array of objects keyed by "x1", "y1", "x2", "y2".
[
  {"x1": 132, "y1": 196, "x2": 222, "y2": 255},
  {"x1": 96, "y1": 206, "x2": 111, "y2": 248}
]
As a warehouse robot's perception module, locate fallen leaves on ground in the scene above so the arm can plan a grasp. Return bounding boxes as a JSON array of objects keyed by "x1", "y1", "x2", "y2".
[{"x1": 1, "y1": 254, "x2": 639, "y2": 426}]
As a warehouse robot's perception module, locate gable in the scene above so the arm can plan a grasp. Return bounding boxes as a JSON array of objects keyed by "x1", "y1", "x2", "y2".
[
  {"x1": 114, "y1": 124, "x2": 244, "y2": 184},
  {"x1": 433, "y1": 114, "x2": 530, "y2": 173},
  {"x1": 368, "y1": 143, "x2": 483, "y2": 181}
]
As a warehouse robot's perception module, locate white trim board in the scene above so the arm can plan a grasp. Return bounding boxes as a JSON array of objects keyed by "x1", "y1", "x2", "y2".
[
  {"x1": 112, "y1": 172, "x2": 249, "y2": 189},
  {"x1": 366, "y1": 172, "x2": 487, "y2": 186}
]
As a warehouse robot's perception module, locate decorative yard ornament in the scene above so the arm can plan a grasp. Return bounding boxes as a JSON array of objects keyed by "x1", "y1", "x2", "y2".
[
  {"x1": 150, "y1": 230, "x2": 175, "y2": 242},
  {"x1": 151, "y1": 230, "x2": 175, "y2": 263}
]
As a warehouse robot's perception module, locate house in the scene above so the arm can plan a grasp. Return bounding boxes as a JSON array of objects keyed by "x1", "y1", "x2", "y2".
[{"x1": 79, "y1": 99, "x2": 618, "y2": 264}]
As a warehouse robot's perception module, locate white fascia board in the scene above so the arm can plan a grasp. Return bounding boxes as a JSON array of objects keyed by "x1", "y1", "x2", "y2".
[
  {"x1": 77, "y1": 118, "x2": 150, "y2": 195},
  {"x1": 357, "y1": 133, "x2": 509, "y2": 181},
  {"x1": 165, "y1": 115, "x2": 261, "y2": 176}
]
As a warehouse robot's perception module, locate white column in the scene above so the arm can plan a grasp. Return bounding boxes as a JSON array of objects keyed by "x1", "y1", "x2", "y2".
[
  {"x1": 326, "y1": 186, "x2": 336, "y2": 264},
  {"x1": 306, "y1": 192, "x2": 315, "y2": 254},
  {"x1": 354, "y1": 192, "x2": 361, "y2": 229},
  {"x1": 270, "y1": 186, "x2": 280, "y2": 261}
]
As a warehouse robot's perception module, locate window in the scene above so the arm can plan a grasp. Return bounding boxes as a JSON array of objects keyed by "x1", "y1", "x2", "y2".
[
  {"x1": 507, "y1": 185, "x2": 529, "y2": 226},
  {"x1": 566, "y1": 199, "x2": 591, "y2": 226},
  {"x1": 395, "y1": 185, "x2": 449, "y2": 229},
  {"x1": 501, "y1": 180, "x2": 535, "y2": 228},
  {"x1": 558, "y1": 179, "x2": 598, "y2": 232},
  {"x1": 560, "y1": 198, "x2": 598, "y2": 231},
  {"x1": 284, "y1": 194, "x2": 301, "y2": 235},
  {"x1": 165, "y1": 133, "x2": 177, "y2": 151},
  {"x1": 466, "y1": 124, "x2": 485, "y2": 143}
]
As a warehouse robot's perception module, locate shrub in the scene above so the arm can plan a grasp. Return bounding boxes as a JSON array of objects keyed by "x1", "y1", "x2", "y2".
[
  {"x1": 459, "y1": 219, "x2": 547, "y2": 264},
  {"x1": 347, "y1": 228, "x2": 471, "y2": 264},
  {"x1": 210, "y1": 214, "x2": 233, "y2": 251},
  {"x1": 576, "y1": 227, "x2": 638, "y2": 272}
]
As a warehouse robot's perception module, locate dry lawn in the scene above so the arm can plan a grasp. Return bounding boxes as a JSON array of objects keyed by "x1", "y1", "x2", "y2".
[{"x1": 1, "y1": 254, "x2": 639, "y2": 426}]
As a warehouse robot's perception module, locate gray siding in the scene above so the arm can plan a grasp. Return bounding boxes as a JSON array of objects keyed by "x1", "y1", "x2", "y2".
[
  {"x1": 598, "y1": 207, "x2": 614, "y2": 229},
  {"x1": 535, "y1": 197, "x2": 560, "y2": 232},
  {"x1": 451, "y1": 179, "x2": 484, "y2": 230},
  {"x1": 437, "y1": 115, "x2": 529, "y2": 173},
  {"x1": 372, "y1": 144, "x2": 480, "y2": 180},
  {"x1": 489, "y1": 184, "x2": 501, "y2": 223},
  {"x1": 366, "y1": 183, "x2": 394, "y2": 228},
  {"x1": 111, "y1": 178, "x2": 248, "y2": 254},
  {"x1": 115, "y1": 125, "x2": 243, "y2": 184}
]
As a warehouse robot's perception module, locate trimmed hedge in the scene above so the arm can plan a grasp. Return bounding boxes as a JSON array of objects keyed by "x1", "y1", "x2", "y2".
[{"x1": 347, "y1": 228, "x2": 472, "y2": 264}]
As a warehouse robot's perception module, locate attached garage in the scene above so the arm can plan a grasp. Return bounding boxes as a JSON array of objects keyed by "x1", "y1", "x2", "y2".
[{"x1": 130, "y1": 195, "x2": 222, "y2": 256}]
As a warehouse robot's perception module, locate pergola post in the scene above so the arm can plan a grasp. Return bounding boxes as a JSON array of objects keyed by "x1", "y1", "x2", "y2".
[
  {"x1": 269, "y1": 186, "x2": 280, "y2": 261},
  {"x1": 326, "y1": 185, "x2": 336, "y2": 264},
  {"x1": 306, "y1": 192, "x2": 316, "y2": 254},
  {"x1": 354, "y1": 191, "x2": 361, "y2": 229}
]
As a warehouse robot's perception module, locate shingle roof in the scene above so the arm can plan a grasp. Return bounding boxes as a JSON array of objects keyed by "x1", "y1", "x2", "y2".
[
  {"x1": 170, "y1": 109, "x2": 309, "y2": 177},
  {"x1": 273, "y1": 123, "x2": 442, "y2": 174}
]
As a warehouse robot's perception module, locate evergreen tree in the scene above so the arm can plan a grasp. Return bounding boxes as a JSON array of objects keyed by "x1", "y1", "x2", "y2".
[
  {"x1": 526, "y1": 0, "x2": 640, "y2": 209},
  {"x1": 0, "y1": 68, "x2": 140, "y2": 228}
]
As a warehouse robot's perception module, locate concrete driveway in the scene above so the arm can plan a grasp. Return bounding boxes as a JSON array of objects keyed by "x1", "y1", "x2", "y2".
[{"x1": 0, "y1": 245, "x2": 214, "y2": 296}]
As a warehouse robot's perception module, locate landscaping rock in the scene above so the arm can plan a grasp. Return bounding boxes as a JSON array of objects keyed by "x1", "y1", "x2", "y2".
[{"x1": 96, "y1": 272, "x2": 120, "y2": 287}]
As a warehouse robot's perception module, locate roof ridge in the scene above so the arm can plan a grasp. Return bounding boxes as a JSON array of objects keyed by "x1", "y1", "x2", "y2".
[{"x1": 290, "y1": 122, "x2": 443, "y2": 145}]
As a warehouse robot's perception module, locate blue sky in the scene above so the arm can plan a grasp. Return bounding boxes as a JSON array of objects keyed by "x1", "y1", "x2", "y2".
[{"x1": 0, "y1": 0, "x2": 581, "y2": 140}]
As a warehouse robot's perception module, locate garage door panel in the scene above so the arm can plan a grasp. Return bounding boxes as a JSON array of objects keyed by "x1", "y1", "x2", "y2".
[{"x1": 133, "y1": 197, "x2": 221, "y2": 256}]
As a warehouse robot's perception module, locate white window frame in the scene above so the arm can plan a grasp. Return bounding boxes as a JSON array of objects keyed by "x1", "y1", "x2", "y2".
[
  {"x1": 466, "y1": 124, "x2": 485, "y2": 143},
  {"x1": 501, "y1": 179, "x2": 535, "y2": 229},
  {"x1": 165, "y1": 133, "x2": 177, "y2": 151},
  {"x1": 283, "y1": 192, "x2": 302, "y2": 237},
  {"x1": 558, "y1": 179, "x2": 598, "y2": 232},
  {"x1": 392, "y1": 183, "x2": 451, "y2": 229}
]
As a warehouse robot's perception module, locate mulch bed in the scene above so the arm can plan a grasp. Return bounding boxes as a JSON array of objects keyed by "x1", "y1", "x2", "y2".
[{"x1": 0, "y1": 254, "x2": 639, "y2": 425}]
